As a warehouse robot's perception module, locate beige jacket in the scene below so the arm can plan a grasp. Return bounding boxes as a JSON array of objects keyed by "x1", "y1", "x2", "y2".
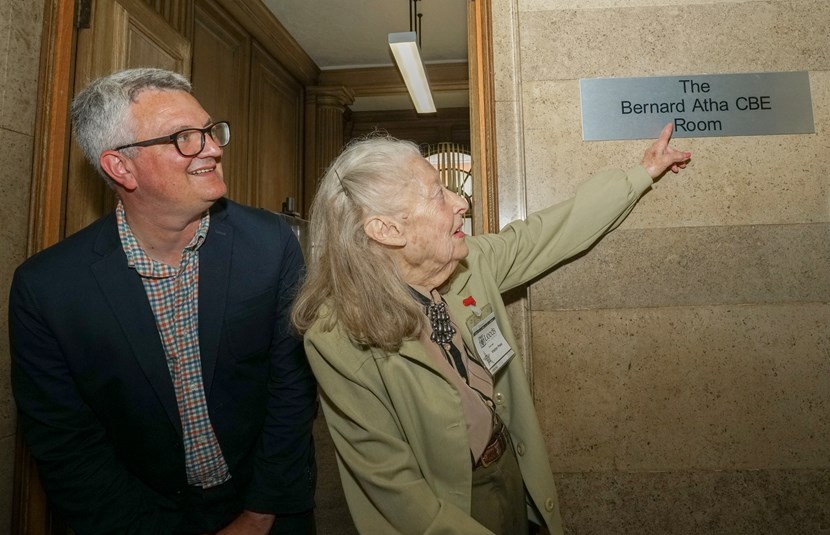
[{"x1": 305, "y1": 166, "x2": 654, "y2": 534}]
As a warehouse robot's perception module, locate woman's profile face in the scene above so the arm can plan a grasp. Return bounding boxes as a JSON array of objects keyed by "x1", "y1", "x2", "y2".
[{"x1": 396, "y1": 156, "x2": 469, "y2": 287}]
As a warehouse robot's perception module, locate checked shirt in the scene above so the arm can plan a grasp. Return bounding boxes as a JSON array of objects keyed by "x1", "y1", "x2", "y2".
[{"x1": 117, "y1": 201, "x2": 230, "y2": 488}]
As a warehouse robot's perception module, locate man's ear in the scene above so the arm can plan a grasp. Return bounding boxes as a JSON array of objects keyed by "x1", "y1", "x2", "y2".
[
  {"x1": 364, "y1": 216, "x2": 406, "y2": 247},
  {"x1": 99, "y1": 150, "x2": 137, "y2": 191}
]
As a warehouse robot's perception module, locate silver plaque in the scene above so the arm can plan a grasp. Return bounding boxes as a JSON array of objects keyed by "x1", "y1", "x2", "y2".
[{"x1": 580, "y1": 71, "x2": 814, "y2": 141}]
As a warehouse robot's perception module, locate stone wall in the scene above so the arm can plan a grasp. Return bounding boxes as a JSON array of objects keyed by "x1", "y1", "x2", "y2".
[
  {"x1": 493, "y1": 0, "x2": 829, "y2": 533},
  {"x1": 0, "y1": 0, "x2": 45, "y2": 531}
]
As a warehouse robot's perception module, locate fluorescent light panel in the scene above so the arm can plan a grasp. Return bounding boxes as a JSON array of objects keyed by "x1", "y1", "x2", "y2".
[{"x1": 388, "y1": 31, "x2": 436, "y2": 114}]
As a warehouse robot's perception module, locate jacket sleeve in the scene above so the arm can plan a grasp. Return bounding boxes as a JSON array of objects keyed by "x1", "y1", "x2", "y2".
[
  {"x1": 9, "y1": 268, "x2": 178, "y2": 534},
  {"x1": 305, "y1": 332, "x2": 495, "y2": 535},
  {"x1": 244, "y1": 226, "x2": 318, "y2": 515},
  {"x1": 470, "y1": 165, "x2": 653, "y2": 292}
]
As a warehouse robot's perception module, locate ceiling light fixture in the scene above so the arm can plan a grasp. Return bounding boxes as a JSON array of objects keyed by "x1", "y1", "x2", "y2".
[{"x1": 388, "y1": 0, "x2": 436, "y2": 114}]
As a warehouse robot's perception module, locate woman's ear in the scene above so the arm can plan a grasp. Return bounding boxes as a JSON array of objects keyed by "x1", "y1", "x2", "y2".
[
  {"x1": 364, "y1": 216, "x2": 406, "y2": 247},
  {"x1": 99, "y1": 150, "x2": 138, "y2": 191}
]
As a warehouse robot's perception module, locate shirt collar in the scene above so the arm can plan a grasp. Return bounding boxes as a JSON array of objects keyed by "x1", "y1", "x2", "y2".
[{"x1": 116, "y1": 200, "x2": 210, "y2": 277}]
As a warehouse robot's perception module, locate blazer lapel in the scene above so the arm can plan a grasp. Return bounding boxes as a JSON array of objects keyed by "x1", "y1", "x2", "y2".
[
  {"x1": 90, "y1": 219, "x2": 182, "y2": 434},
  {"x1": 198, "y1": 208, "x2": 233, "y2": 397},
  {"x1": 398, "y1": 338, "x2": 445, "y2": 376}
]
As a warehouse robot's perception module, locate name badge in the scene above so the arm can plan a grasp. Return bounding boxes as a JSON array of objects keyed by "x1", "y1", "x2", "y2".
[{"x1": 467, "y1": 304, "x2": 514, "y2": 375}]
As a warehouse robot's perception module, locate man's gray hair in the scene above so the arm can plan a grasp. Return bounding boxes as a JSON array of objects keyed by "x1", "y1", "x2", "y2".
[{"x1": 70, "y1": 68, "x2": 192, "y2": 182}]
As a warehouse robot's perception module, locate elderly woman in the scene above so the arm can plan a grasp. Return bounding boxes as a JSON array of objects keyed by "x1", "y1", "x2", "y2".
[{"x1": 292, "y1": 124, "x2": 690, "y2": 535}]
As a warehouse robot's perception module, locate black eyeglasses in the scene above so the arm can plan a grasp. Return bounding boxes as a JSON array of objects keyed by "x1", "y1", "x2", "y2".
[{"x1": 113, "y1": 121, "x2": 231, "y2": 157}]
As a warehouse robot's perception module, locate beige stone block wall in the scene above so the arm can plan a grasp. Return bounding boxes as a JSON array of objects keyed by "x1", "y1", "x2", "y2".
[
  {"x1": 0, "y1": 0, "x2": 44, "y2": 531},
  {"x1": 493, "y1": 0, "x2": 830, "y2": 532}
]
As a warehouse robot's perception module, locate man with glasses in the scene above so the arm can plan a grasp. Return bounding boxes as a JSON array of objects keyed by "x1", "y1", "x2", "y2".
[{"x1": 10, "y1": 68, "x2": 317, "y2": 534}]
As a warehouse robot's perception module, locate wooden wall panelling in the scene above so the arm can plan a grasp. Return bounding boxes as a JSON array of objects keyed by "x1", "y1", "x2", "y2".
[
  {"x1": 247, "y1": 41, "x2": 303, "y2": 213},
  {"x1": 214, "y1": 0, "x2": 318, "y2": 86},
  {"x1": 346, "y1": 107, "x2": 471, "y2": 149},
  {"x1": 192, "y1": 0, "x2": 252, "y2": 204},
  {"x1": 140, "y1": 0, "x2": 194, "y2": 38}
]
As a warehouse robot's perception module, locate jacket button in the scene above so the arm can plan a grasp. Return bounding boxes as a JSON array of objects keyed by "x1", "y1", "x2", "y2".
[
  {"x1": 515, "y1": 442, "x2": 526, "y2": 455},
  {"x1": 545, "y1": 497, "x2": 556, "y2": 512},
  {"x1": 494, "y1": 392, "x2": 504, "y2": 404}
]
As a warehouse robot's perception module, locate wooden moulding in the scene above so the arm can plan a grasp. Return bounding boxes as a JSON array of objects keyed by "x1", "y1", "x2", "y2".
[{"x1": 318, "y1": 62, "x2": 469, "y2": 97}]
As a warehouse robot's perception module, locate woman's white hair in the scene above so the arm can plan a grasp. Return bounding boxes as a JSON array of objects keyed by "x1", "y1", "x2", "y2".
[{"x1": 292, "y1": 134, "x2": 429, "y2": 351}]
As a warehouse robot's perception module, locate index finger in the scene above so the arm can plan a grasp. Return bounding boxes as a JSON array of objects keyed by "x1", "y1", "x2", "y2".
[{"x1": 657, "y1": 122, "x2": 674, "y2": 148}]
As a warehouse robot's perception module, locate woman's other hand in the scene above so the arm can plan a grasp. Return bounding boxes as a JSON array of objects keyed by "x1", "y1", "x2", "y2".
[{"x1": 641, "y1": 122, "x2": 692, "y2": 181}]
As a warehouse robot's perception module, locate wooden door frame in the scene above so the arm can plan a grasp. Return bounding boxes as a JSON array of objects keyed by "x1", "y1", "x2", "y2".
[
  {"x1": 467, "y1": 0, "x2": 499, "y2": 234},
  {"x1": 13, "y1": 0, "x2": 498, "y2": 531},
  {"x1": 26, "y1": 0, "x2": 75, "y2": 258},
  {"x1": 13, "y1": 1, "x2": 75, "y2": 531}
]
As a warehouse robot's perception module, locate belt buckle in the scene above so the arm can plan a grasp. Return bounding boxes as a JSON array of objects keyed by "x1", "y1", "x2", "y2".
[{"x1": 477, "y1": 422, "x2": 507, "y2": 468}]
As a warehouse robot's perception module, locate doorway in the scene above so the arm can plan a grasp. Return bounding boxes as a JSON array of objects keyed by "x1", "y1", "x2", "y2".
[{"x1": 13, "y1": 1, "x2": 497, "y2": 532}]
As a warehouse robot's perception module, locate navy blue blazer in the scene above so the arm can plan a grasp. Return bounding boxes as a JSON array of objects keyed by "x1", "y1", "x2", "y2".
[{"x1": 10, "y1": 198, "x2": 317, "y2": 533}]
